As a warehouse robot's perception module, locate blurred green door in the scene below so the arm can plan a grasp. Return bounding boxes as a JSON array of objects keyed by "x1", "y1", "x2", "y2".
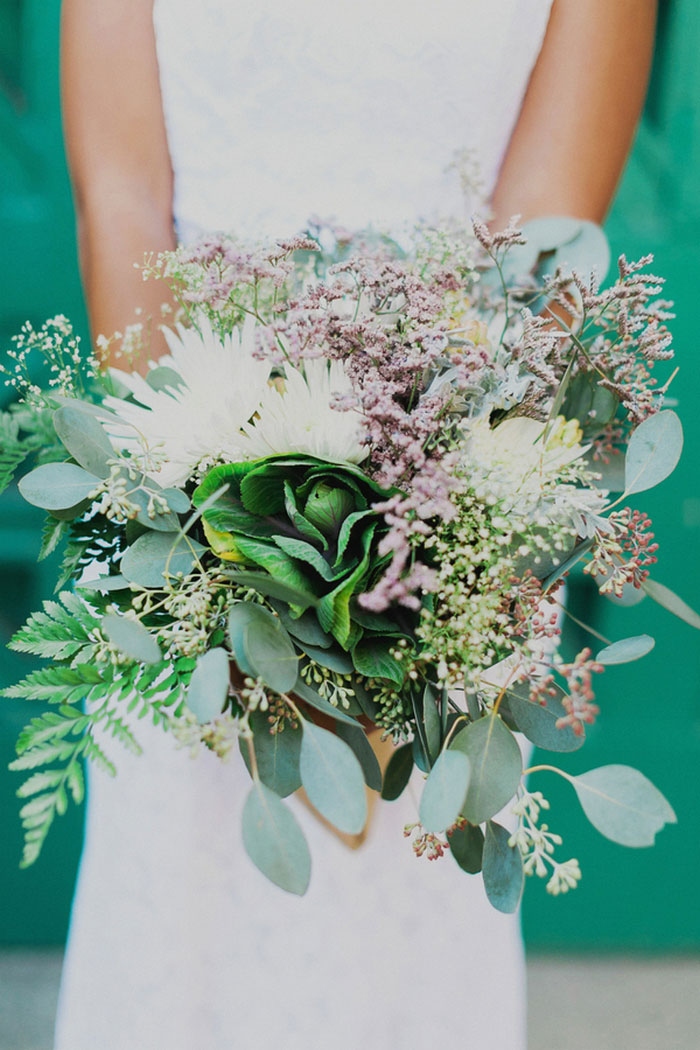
[{"x1": 1, "y1": 0, "x2": 698, "y2": 948}]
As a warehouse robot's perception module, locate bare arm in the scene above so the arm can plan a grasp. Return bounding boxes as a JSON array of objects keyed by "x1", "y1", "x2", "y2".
[
  {"x1": 491, "y1": 0, "x2": 657, "y2": 227},
  {"x1": 61, "y1": 0, "x2": 176, "y2": 368}
]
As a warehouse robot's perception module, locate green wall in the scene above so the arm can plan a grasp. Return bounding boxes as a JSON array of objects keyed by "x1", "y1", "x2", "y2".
[{"x1": 1, "y1": 0, "x2": 698, "y2": 948}]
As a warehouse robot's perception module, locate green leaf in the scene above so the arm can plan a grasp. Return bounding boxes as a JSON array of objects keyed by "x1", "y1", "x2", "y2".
[
  {"x1": 273, "y1": 534, "x2": 340, "y2": 581},
  {"x1": 449, "y1": 822, "x2": 484, "y2": 874},
  {"x1": 233, "y1": 536, "x2": 317, "y2": 604},
  {"x1": 419, "y1": 750, "x2": 471, "y2": 833},
  {"x1": 317, "y1": 524, "x2": 376, "y2": 647},
  {"x1": 185, "y1": 647, "x2": 230, "y2": 723},
  {"x1": 571, "y1": 765, "x2": 676, "y2": 847},
  {"x1": 283, "y1": 480, "x2": 327, "y2": 549},
  {"x1": 300, "y1": 644, "x2": 354, "y2": 675},
  {"x1": 642, "y1": 579, "x2": 700, "y2": 630},
  {"x1": 422, "y1": 684, "x2": 442, "y2": 762},
  {"x1": 270, "y1": 603, "x2": 331, "y2": 648},
  {"x1": 500, "y1": 683, "x2": 584, "y2": 753},
  {"x1": 625, "y1": 410, "x2": 683, "y2": 495},
  {"x1": 482, "y1": 820, "x2": 524, "y2": 913},
  {"x1": 334, "y1": 722, "x2": 382, "y2": 792},
  {"x1": 161, "y1": 488, "x2": 190, "y2": 515},
  {"x1": 451, "y1": 715, "x2": 523, "y2": 824},
  {"x1": 53, "y1": 405, "x2": 114, "y2": 478},
  {"x1": 561, "y1": 371, "x2": 618, "y2": 433},
  {"x1": 241, "y1": 711, "x2": 302, "y2": 798},
  {"x1": 101, "y1": 613, "x2": 162, "y2": 664},
  {"x1": 146, "y1": 365, "x2": 185, "y2": 392},
  {"x1": 241, "y1": 781, "x2": 311, "y2": 895},
  {"x1": 226, "y1": 569, "x2": 319, "y2": 609},
  {"x1": 244, "y1": 614, "x2": 299, "y2": 694},
  {"x1": 299, "y1": 719, "x2": 367, "y2": 834},
  {"x1": 596, "y1": 634, "x2": 655, "y2": 665},
  {"x1": 291, "y1": 678, "x2": 360, "y2": 727},
  {"x1": 120, "y1": 531, "x2": 207, "y2": 588},
  {"x1": 303, "y1": 481, "x2": 356, "y2": 537},
  {"x1": 38, "y1": 516, "x2": 69, "y2": 562},
  {"x1": 352, "y1": 636, "x2": 404, "y2": 687},
  {"x1": 79, "y1": 574, "x2": 131, "y2": 593},
  {"x1": 380, "y1": 742, "x2": 413, "y2": 801},
  {"x1": 18, "y1": 462, "x2": 101, "y2": 511}
]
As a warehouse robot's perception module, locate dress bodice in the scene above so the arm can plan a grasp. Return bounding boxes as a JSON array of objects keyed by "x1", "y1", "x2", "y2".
[{"x1": 153, "y1": 0, "x2": 553, "y2": 240}]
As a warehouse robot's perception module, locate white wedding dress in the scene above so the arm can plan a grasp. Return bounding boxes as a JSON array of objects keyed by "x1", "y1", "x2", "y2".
[{"x1": 54, "y1": 2, "x2": 554, "y2": 1048}]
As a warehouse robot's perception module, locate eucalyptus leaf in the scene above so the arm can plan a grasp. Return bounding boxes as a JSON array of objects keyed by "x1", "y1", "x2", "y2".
[
  {"x1": 185, "y1": 647, "x2": 230, "y2": 723},
  {"x1": 241, "y1": 710, "x2": 302, "y2": 797},
  {"x1": 419, "y1": 750, "x2": 471, "y2": 833},
  {"x1": 101, "y1": 612, "x2": 161, "y2": 664},
  {"x1": 299, "y1": 643, "x2": 354, "y2": 675},
  {"x1": 292, "y1": 678, "x2": 360, "y2": 727},
  {"x1": 625, "y1": 410, "x2": 683, "y2": 495},
  {"x1": 161, "y1": 488, "x2": 191, "y2": 515},
  {"x1": 500, "y1": 683, "x2": 584, "y2": 753},
  {"x1": 412, "y1": 732, "x2": 429, "y2": 774},
  {"x1": 449, "y1": 822, "x2": 484, "y2": 875},
  {"x1": 451, "y1": 715, "x2": 523, "y2": 824},
  {"x1": 422, "y1": 684, "x2": 442, "y2": 762},
  {"x1": 78, "y1": 574, "x2": 131, "y2": 593},
  {"x1": 270, "y1": 603, "x2": 331, "y2": 648},
  {"x1": 53, "y1": 405, "x2": 114, "y2": 478},
  {"x1": 571, "y1": 765, "x2": 676, "y2": 847},
  {"x1": 334, "y1": 722, "x2": 382, "y2": 792},
  {"x1": 482, "y1": 820, "x2": 524, "y2": 914},
  {"x1": 241, "y1": 781, "x2": 311, "y2": 895},
  {"x1": 642, "y1": 579, "x2": 700, "y2": 630},
  {"x1": 229, "y1": 603, "x2": 298, "y2": 694},
  {"x1": 19, "y1": 462, "x2": 101, "y2": 511},
  {"x1": 381, "y1": 743, "x2": 413, "y2": 801},
  {"x1": 299, "y1": 719, "x2": 367, "y2": 834},
  {"x1": 352, "y1": 637, "x2": 405, "y2": 687},
  {"x1": 596, "y1": 634, "x2": 655, "y2": 665},
  {"x1": 120, "y1": 531, "x2": 207, "y2": 589}
]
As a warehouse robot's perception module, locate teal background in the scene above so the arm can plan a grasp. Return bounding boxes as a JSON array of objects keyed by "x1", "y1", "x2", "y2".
[{"x1": 0, "y1": 0, "x2": 698, "y2": 948}]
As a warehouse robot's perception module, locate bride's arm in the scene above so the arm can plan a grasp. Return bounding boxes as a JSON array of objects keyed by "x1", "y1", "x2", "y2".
[
  {"x1": 61, "y1": 0, "x2": 176, "y2": 368},
  {"x1": 491, "y1": 0, "x2": 658, "y2": 227}
]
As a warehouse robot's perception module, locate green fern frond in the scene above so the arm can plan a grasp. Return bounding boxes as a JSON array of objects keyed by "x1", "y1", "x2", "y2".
[{"x1": 9, "y1": 592, "x2": 99, "y2": 661}]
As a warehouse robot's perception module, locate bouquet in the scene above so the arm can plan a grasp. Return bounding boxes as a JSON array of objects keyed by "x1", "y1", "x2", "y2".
[{"x1": 1, "y1": 216, "x2": 693, "y2": 909}]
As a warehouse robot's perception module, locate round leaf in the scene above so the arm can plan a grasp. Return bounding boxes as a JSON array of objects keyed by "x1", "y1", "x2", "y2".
[
  {"x1": 419, "y1": 750, "x2": 471, "y2": 833},
  {"x1": 120, "y1": 531, "x2": 207, "y2": 589},
  {"x1": 482, "y1": 820, "x2": 524, "y2": 914},
  {"x1": 571, "y1": 765, "x2": 677, "y2": 847},
  {"x1": 596, "y1": 634, "x2": 655, "y2": 666},
  {"x1": 299, "y1": 719, "x2": 367, "y2": 834},
  {"x1": 185, "y1": 647, "x2": 230, "y2": 723},
  {"x1": 501, "y1": 684, "x2": 584, "y2": 753},
  {"x1": 241, "y1": 710, "x2": 302, "y2": 798},
  {"x1": 18, "y1": 462, "x2": 101, "y2": 511},
  {"x1": 334, "y1": 722, "x2": 383, "y2": 792},
  {"x1": 451, "y1": 715, "x2": 523, "y2": 825},
  {"x1": 241, "y1": 781, "x2": 311, "y2": 895},
  {"x1": 101, "y1": 612, "x2": 161, "y2": 664},
  {"x1": 53, "y1": 405, "x2": 114, "y2": 478},
  {"x1": 244, "y1": 614, "x2": 299, "y2": 694},
  {"x1": 381, "y1": 743, "x2": 413, "y2": 801},
  {"x1": 625, "y1": 410, "x2": 683, "y2": 495},
  {"x1": 449, "y1": 822, "x2": 484, "y2": 875}
]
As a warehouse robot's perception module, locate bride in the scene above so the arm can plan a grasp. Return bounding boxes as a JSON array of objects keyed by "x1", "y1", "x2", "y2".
[{"x1": 55, "y1": 2, "x2": 656, "y2": 1047}]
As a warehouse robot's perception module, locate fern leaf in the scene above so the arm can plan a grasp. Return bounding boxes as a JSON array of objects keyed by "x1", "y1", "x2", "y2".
[{"x1": 38, "y1": 516, "x2": 69, "y2": 561}]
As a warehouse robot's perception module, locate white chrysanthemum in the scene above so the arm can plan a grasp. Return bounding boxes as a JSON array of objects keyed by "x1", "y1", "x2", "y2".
[
  {"x1": 461, "y1": 414, "x2": 607, "y2": 529},
  {"x1": 239, "y1": 357, "x2": 368, "y2": 465},
  {"x1": 103, "y1": 317, "x2": 272, "y2": 486}
]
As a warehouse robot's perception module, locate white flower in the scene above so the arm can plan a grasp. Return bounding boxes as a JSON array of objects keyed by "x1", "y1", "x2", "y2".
[
  {"x1": 239, "y1": 357, "x2": 368, "y2": 465},
  {"x1": 103, "y1": 317, "x2": 272, "y2": 486}
]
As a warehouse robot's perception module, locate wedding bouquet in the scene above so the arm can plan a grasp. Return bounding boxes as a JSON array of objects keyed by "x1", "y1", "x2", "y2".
[{"x1": 1, "y1": 217, "x2": 692, "y2": 909}]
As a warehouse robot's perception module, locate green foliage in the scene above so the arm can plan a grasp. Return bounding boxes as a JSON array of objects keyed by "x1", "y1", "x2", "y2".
[
  {"x1": 334, "y1": 722, "x2": 382, "y2": 792},
  {"x1": 449, "y1": 822, "x2": 484, "y2": 875},
  {"x1": 419, "y1": 750, "x2": 471, "y2": 834},
  {"x1": 241, "y1": 711, "x2": 303, "y2": 798},
  {"x1": 120, "y1": 530, "x2": 207, "y2": 588},
  {"x1": 241, "y1": 781, "x2": 311, "y2": 895},
  {"x1": 228, "y1": 602, "x2": 299, "y2": 693},
  {"x1": 53, "y1": 404, "x2": 114, "y2": 478},
  {"x1": 380, "y1": 742, "x2": 413, "y2": 800},
  {"x1": 596, "y1": 634, "x2": 655, "y2": 665},
  {"x1": 450, "y1": 714, "x2": 523, "y2": 825},
  {"x1": 482, "y1": 820, "x2": 524, "y2": 914},
  {"x1": 185, "y1": 647, "x2": 230, "y2": 723},
  {"x1": 500, "y1": 683, "x2": 584, "y2": 753},
  {"x1": 642, "y1": 578, "x2": 700, "y2": 630},
  {"x1": 102, "y1": 612, "x2": 163, "y2": 665},
  {"x1": 571, "y1": 765, "x2": 677, "y2": 847},
  {"x1": 299, "y1": 719, "x2": 367, "y2": 835},
  {"x1": 291, "y1": 677, "x2": 360, "y2": 726},
  {"x1": 624, "y1": 409, "x2": 683, "y2": 495},
  {"x1": 18, "y1": 461, "x2": 101, "y2": 510},
  {"x1": 3, "y1": 592, "x2": 188, "y2": 867}
]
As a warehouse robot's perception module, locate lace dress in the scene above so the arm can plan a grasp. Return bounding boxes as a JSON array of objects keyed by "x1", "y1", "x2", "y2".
[{"x1": 54, "y1": 2, "x2": 554, "y2": 1047}]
